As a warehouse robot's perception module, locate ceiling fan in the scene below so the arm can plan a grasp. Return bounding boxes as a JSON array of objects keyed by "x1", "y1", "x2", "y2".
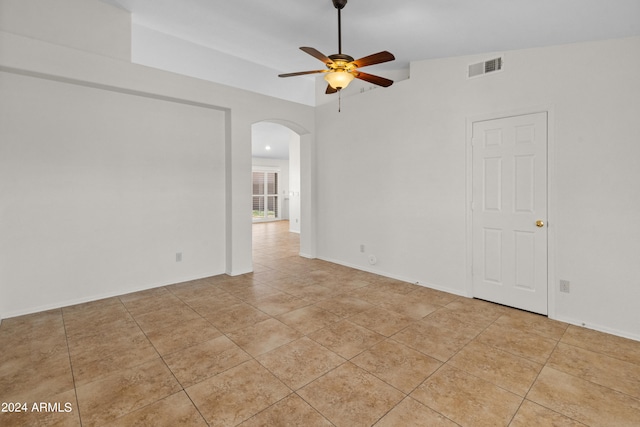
[{"x1": 278, "y1": 0, "x2": 395, "y2": 94}]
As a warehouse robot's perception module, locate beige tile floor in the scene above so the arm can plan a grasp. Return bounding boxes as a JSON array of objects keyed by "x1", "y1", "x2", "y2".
[{"x1": 1, "y1": 220, "x2": 640, "y2": 426}]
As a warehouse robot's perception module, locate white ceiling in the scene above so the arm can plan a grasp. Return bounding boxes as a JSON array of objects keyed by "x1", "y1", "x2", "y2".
[
  {"x1": 252, "y1": 122, "x2": 293, "y2": 160},
  {"x1": 100, "y1": 0, "x2": 640, "y2": 78},
  {"x1": 97, "y1": 0, "x2": 640, "y2": 157}
]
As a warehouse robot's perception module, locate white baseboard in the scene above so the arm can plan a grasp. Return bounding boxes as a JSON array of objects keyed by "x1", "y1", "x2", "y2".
[
  {"x1": 551, "y1": 314, "x2": 640, "y2": 342},
  {"x1": 226, "y1": 268, "x2": 253, "y2": 276},
  {"x1": 316, "y1": 255, "x2": 469, "y2": 298},
  {"x1": 298, "y1": 252, "x2": 315, "y2": 259},
  {"x1": 1, "y1": 271, "x2": 224, "y2": 320}
]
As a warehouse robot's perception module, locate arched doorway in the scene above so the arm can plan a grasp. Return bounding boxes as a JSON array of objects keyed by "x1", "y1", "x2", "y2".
[
  {"x1": 250, "y1": 120, "x2": 315, "y2": 260},
  {"x1": 251, "y1": 122, "x2": 300, "y2": 226}
]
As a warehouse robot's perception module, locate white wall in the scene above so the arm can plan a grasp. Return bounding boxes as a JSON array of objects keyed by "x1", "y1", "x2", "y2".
[
  {"x1": 0, "y1": 0, "x2": 131, "y2": 60},
  {"x1": 0, "y1": 72, "x2": 226, "y2": 313},
  {"x1": 132, "y1": 25, "x2": 315, "y2": 106},
  {"x1": 289, "y1": 135, "x2": 301, "y2": 233},
  {"x1": 3, "y1": 0, "x2": 637, "y2": 343},
  {"x1": 315, "y1": 36, "x2": 640, "y2": 340},
  {"x1": 0, "y1": 0, "x2": 315, "y2": 318}
]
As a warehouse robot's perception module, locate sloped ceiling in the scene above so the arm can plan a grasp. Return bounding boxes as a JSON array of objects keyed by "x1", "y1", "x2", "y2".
[{"x1": 99, "y1": 0, "x2": 640, "y2": 106}]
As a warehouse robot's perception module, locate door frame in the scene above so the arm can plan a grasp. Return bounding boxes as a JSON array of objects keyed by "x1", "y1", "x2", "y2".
[{"x1": 465, "y1": 105, "x2": 557, "y2": 319}]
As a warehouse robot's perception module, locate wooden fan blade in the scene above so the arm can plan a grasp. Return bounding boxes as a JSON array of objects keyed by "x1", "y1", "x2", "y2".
[
  {"x1": 279, "y1": 69, "x2": 327, "y2": 78},
  {"x1": 325, "y1": 84, "x2": 338, "y2": 94},
  {"x1": 354, "y1": 71, "x2": 393, "y2": 87},
  {"x1": 351, "y1": 51, "x2": 395, "y2": 68},
  {"x1": 300, "y1": 47, "x2": 334, "y2": 65}
]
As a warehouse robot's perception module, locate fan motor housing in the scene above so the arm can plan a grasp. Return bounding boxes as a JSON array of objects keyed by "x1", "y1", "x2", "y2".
[
  {"x1": 328, "y1": 54, "x2": 355, "y2": 63},
  {"x1": 332, "y1": 0, "x2": 347, "y2": 10}
]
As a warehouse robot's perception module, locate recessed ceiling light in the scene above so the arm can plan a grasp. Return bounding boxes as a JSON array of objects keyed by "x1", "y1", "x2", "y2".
[{"x1": 265, "y1": 145, "x2": 271, "y2": 150}]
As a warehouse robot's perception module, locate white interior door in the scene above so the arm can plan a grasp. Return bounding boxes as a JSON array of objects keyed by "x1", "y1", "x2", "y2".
[{"x1": 472, "y1": 112, "x2": 548, "y2": 314}]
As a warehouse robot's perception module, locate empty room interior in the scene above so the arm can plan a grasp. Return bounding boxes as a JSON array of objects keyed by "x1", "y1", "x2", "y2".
[{"x1": 1, "y1": 0, "x2": 639, "y2": 425}]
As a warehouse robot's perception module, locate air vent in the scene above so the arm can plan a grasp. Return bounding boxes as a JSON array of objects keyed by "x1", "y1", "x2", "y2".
[{"x1": 468, "y1": 56, "x2": 503, "y2": 78}]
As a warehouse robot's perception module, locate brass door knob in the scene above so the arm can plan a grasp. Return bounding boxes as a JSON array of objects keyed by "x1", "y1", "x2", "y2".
[{"x1": 536, "y1": 220, "x2": 545, "y2": 227}]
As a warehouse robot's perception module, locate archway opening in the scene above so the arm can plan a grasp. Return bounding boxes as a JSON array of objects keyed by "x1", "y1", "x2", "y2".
[
  {"x1": 251, "y1": 122, "x2": 301, "y2": 227},
  {"x1": 250, "y1": 120, "x2": 315, "y2": 264}
]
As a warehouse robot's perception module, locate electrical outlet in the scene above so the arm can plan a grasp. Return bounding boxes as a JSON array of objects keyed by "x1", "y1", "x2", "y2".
[
  {"x1": 559, "y1": 280, "x2": 570, "y2": 293},
  {"x1": 176, "y1": 252, "x2": 182, "y2": 262},
  {"x1": 360, "y1": 244, "x2": 365, "y2": 253}
]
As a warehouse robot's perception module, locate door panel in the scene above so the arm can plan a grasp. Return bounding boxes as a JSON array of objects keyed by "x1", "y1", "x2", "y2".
[
  {"x1": 514, "y1": 230, "x2": 535, "y2": 290},
  {"x1": 472, "y1": 112, "x2": 548, "y2": 314},
  {"x1": 483, "y1": 157, "x2": 502, "y2": 211},
  {"x1": 514, "y1": 155, "x2": 535, "y2": 212},
  {"x1": 483, "y1": 228, "x2": 503, "y2": 283}
]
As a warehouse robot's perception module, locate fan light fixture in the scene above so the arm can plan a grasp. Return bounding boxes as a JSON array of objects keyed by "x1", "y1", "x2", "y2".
[{"x1": 324, "y1": 69, "x2": 355, "y2": 90}]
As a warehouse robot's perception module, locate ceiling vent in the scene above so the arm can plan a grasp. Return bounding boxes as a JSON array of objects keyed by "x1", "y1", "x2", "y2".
[{"x1": 468, "y1": 56, "x2": 503, "y2": 78}]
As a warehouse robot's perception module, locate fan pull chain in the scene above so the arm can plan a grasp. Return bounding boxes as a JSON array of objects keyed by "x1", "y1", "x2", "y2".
[{"x1": 338, "y1": 89, "x2": 342, "y2": 112}]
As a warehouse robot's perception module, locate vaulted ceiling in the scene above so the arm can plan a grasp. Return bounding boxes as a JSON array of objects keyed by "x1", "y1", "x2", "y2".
[
  {"x1": 97, "y1": 0, "x2": 640, "y2": 158},
  {"x1": 100, "y1": 0, "x2": 640, "y2": 106}
]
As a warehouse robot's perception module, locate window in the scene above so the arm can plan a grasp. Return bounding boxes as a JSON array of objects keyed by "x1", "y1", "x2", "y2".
[{"x1": 252, "y1": 171, "x2": 278, "y2": 220}]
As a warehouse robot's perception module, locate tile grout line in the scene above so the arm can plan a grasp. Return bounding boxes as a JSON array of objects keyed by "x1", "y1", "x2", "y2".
[
  {"x1": 114, "y1": 291, "x2": 207, "y2": 426},
  {"x1": 60, "y1": 307, "x2": 84, "y2": 427},
  {"x1": 8, "y1": 221, "x2": 635, "y2": 425}
]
